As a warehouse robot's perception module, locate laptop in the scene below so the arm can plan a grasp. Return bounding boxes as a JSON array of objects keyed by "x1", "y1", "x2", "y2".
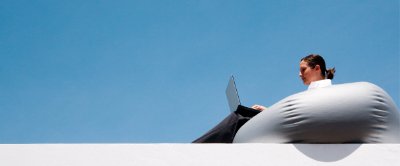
[
  {"x1": 225, "y1": 75, "x2": 260, "y2": 114},
  {"x1": 225, "y1": 75, "x2": 241, "y2": 112},
  {"x1": 225, "y1": 75, "x2": 262, "y2": 114}
]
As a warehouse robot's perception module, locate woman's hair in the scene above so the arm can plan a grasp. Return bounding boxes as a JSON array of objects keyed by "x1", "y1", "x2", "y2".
[{"x1": 301, "y1": 54, "x2": 336, "y2": 79}]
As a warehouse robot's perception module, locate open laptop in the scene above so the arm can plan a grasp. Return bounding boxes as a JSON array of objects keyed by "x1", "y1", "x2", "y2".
[
  {"x1": 225, "y1": 75, "x2": 241, "y2": 112},
  {"x1": 225, "y1": 75, "x2": 260, "y2": 117}
]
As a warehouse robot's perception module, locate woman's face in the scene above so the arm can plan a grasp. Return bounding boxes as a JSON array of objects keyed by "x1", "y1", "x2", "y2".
[{"x1": 299, "y1": 60, "x2": 323, "y2": 85}]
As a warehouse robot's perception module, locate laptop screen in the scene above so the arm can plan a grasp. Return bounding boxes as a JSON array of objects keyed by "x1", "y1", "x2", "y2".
[{"x1": 225, "y1": 75, "x2": 241, "y2": 112}]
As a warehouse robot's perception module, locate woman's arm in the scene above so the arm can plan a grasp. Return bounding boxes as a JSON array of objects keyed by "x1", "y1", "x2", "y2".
[{"x1": 251, "y1": 104, "x2": 268, "y2": 111}]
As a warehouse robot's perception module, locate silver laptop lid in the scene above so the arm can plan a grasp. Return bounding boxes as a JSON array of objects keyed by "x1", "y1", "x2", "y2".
[{"x1": 226, "y1": 75, "x2": 241, "y2": 112}]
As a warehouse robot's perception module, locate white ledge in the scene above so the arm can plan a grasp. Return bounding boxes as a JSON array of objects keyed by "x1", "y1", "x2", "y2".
[{"x1": 0, "y1": 144, "x2": 399, "y2": 166}]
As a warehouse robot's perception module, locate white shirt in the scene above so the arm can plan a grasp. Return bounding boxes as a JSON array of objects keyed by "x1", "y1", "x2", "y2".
[{"x1": 308, "y1": 79, "x2": 332, "y2": 90}]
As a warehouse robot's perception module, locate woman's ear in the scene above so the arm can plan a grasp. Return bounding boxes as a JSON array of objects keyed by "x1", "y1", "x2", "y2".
[{"x1": 314, "y1": 65, "x2": 321, "y2": 71}]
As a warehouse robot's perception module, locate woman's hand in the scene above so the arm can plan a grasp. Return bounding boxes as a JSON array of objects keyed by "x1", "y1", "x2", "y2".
[{"x1": 251, "y1": 104, "x2": 267, "y2": 111}]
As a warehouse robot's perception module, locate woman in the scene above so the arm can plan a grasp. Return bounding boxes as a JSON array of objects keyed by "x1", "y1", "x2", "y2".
[{"x1": 193, "y1": 54, "x2": 335, "y2": 143}]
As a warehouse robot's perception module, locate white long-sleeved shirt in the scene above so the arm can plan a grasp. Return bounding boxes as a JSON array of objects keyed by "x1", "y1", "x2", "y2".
[{"x1": 308, "y1": 79, "x2": 332, "y2": 90}]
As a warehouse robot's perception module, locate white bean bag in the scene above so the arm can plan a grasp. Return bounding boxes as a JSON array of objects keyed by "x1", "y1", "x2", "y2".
[{"x1": 233, "y1": 82, "x2": 400, "y2": 143}]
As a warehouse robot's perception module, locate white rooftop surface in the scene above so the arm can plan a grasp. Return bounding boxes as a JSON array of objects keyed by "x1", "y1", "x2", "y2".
[{"x1": 1, "y1": 144, "x2": 399, "y2": 166}]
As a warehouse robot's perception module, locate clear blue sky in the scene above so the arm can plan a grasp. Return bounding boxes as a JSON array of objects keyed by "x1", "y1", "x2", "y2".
[{"x1": 1, "y1": 0, "x2": 399, "y2": 143}]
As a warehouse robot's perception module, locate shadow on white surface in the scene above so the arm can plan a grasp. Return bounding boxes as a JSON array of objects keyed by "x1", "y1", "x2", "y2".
[{"x1": 293, "y1": 144, "x2": 362, "y2": 162}]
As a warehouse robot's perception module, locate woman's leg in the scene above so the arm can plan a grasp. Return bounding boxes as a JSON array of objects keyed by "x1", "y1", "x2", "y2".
[{"x1": 192, "y1": 106, "x2": 260, "y2": 143}]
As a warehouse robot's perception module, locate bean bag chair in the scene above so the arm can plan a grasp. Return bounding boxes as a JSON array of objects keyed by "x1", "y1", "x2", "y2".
[{"x1": 233, "y1": 82, "x2": 400, "y2": 143}]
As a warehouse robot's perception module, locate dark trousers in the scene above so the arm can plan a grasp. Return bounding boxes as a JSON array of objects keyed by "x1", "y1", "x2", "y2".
[{"x1": 192, "y1": 105, "x2": 261, "y2": 143}]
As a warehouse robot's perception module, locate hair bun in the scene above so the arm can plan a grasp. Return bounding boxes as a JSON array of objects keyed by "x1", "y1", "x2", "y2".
[{"x1": 326, "y1": 68, "x2": 336, "y2": 79}]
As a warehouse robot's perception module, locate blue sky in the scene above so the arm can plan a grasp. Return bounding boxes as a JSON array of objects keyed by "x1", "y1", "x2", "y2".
[{"x1": 0, "y1": 0, "x2": 399, "y2": 143}]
